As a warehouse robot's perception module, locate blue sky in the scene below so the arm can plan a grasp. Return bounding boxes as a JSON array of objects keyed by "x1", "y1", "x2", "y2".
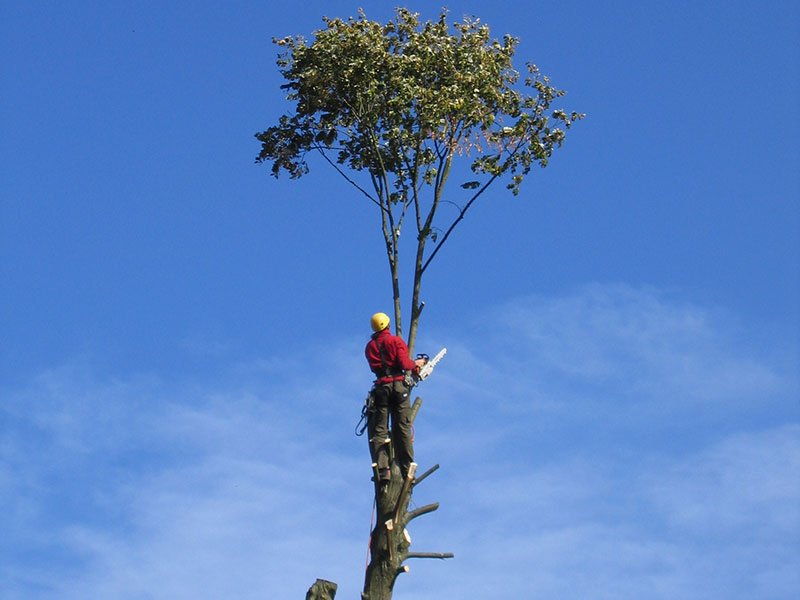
[{"x1": 1, "y1": 1, "x2": 798, "y2": 598}]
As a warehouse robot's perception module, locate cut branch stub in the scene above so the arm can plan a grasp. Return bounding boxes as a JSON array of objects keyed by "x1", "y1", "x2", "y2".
[
  {"x1": 305, "y1": 578, "x2": 337, "y2": 600},
  {"x1": 394, "y1": 463, "x2": 417, "y2": 524},
  {"x1": 406, "y1": 502, "x2": 439, "y2": 524},
  {"x1": 362, "y1": 395, "x2": 450, "y2": 599},
  {"x1": 409, "y1": 397, "x2": 422, "y2": 424},
  {"x1": 405, "y1": 552, "x2": 454, "y2": 560}
]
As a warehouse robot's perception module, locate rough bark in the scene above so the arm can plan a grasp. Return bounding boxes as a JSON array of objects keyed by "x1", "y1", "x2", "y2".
[
  {"x1": 360, "y1": 397, "x2": 452, "y2": 600},
  {"x1": 306, "y1": 396, "x2": 451, "y2": 600}
]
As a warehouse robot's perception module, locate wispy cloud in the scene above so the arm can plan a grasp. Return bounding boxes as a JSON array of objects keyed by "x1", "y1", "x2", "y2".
[
  {"x1": 647, "y1": 424, "x2": 800, "y2": 536},
  {"x1": 423, "y1": 284, "x2": 794, "y2": 436},
  {"x1": 406, "y1": 425, "x2": 799, "y2": 600},
  {"x1": 1, "y1": 361, "x2": 371, "y2": 598},
  {"x1": 2, "y1": 285, "x2": 797, "y2": 599}
]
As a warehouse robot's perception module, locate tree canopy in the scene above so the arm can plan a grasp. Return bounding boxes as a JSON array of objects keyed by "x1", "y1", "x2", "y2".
[{"x1": 256, "y1": 8, "x2": 582, "y2": 349}]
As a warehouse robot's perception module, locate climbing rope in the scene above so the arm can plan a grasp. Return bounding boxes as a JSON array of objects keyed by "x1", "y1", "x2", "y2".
[{"x1": 364, "y1": 495, "x2": 376, "y2": 570}]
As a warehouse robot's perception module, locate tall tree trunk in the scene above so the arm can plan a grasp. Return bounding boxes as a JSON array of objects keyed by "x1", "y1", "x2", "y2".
[
  {"x1": 360, "y1": 398, "x2": 452, "y2": 599},
  {"x1": 361, "y1": 462, "x2": 416, "y2": 599},
  {"x1": 306, "y1": 398, "x2": 452, "y2": 599}
]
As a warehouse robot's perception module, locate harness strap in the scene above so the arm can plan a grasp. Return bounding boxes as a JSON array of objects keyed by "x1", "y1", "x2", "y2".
[
  {"x1": 375, "y1": 337, "x2": 404, "y2": 382},
  {"x1": 378, "y1": 339, "x2": 391, "y2": 378}
]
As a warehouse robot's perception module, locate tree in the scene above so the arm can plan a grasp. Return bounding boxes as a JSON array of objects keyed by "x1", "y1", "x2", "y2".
[
  {"x1": 256, "y1": 7, "x2": 582, "y2": 352},
  {"x1": 256, "y1": 8, "x2": 581, "y2": 599}
]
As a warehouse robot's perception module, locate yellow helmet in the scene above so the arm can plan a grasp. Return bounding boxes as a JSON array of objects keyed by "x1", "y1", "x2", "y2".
[{"x1": 370, "y1": 312, "x2": 390, "y2": 332}]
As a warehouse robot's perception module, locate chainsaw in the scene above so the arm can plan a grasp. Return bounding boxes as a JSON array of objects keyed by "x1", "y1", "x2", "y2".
[{"x1": 415, "y1": 347, "x2": 447, "y2": 382}]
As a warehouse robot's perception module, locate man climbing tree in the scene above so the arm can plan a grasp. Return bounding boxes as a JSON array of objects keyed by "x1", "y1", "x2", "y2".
[
  {"x1": 256, "y1": 8, "x2": 582, "y2": 598},
  {"x1": 365, "y1": 312, "x2": 426, "y2": 483}
]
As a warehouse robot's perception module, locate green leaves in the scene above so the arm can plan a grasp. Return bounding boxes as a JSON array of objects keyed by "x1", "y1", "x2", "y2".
[
  {"x1": 255, "y1": 7, "x2": 581, "y2": 196},
  {"x1": 255, "y1": 7, "x2": 582, "y2": 350}
]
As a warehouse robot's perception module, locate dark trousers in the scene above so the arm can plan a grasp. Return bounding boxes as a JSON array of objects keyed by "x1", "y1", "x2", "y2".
[{"x1": 367, "y1": 381, "x2": 414, "y2": 476}]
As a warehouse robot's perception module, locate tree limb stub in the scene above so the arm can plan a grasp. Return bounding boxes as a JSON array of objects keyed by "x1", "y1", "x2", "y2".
[
  {"x1": 413, "y1": 463, "x2": 439, "y2": 487},
  {"x1": 384, "y1": 519, "x2": 395, "y2": 563},
  {"x1": 305, "y1": 578, "x2": 338, "y2": 600},
  {"x1": 405, "y1": 552, "x2": 454, "y2": 560},
  {"x1": 406, "y1": 502, "x2": 439, "y2": 523},
  {"x1": 394, "y1": 463, "x2": 417, "y2": 525},
  {"x1": 409, "y1": 397, "x2": 422, "y2": 424}
]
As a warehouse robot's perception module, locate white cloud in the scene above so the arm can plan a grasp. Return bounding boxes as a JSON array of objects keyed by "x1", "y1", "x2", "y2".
[
  {"x1": 403, "y1": 285, "x2": 799, "y2": 599},
  {"x1": 424, "y1": 284, "x2": 794, "y2": 433},
  {"x1": 1, "y1": 359, "x2": 373, "y2": 599},
  {"x1": 647, "y1": 424, "x2": 800, "y2": 536},
  {"x1": 2, "y1": 285, "x2": 797, "y2": 599},
  {"x1": 403, "y1": 425, "x2": 800, "y2": 600}
]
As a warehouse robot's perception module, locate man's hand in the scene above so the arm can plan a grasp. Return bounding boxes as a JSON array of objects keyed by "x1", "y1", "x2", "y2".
[
  {"x1": 409, "y1": 357, "x2": 427, "y2": 382},
  {"x1": 416, "y1": 348, "x2": 447, "y2": 382}
]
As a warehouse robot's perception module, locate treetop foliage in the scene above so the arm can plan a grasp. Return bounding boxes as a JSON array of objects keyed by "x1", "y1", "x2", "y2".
[
  {"x1": 255, "y1": 8, "x2": 582, "y2": 347},
  {"x1": 257, "y1": 7, "x2": 581, "y2": 195}
]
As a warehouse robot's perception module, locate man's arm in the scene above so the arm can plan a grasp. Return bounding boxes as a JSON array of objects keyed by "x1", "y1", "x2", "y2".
[{"x1": 391, "y1": 336, "x2": 420, "y2": 372}]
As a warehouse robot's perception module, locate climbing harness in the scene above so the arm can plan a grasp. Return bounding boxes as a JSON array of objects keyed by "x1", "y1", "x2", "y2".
[{"x1": 355, "y1": 392, "x2": 374, "y2": 436}]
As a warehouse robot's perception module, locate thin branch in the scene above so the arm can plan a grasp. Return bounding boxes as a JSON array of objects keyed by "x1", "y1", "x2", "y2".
[
  {"x1": 405, "y1": 552, "x2": 454, "y2": 560},
  {"x1": 423, "y1": 120, "x2": 461, "y2": 235},
  {"x1": 419, "y1": 172, "x2": 498, "y2": 275},
  {"x1": 406, "y1": 502, "x2": 440, "y2": 523},
  {"x1": 441, "y1": 199, "x2": 463, "y2": 211},
  {"x1": 371, "y1": 172, "x2": 392, "y2": 255},
  {"x1": 398, "y1": 137, "x2": 423, "y2": 238},
  {"x1": 413, "y1": 463, "x2": 439, "y2": 487},
  {"x1": 367, "y1": 130, "x2": 394, "y2": 222},
  {"x1": 419, "y1": 132, "x2": 530, "y2": 275},
  {"x1": 406, "y1": 138, "x2": 423, "y2": 234},
  {"x1": 363, "y1": 127, "x2": 406, "y2": 333},
  {"x1": 312, "y1": 145, "x2": 382, "y2": 210}
]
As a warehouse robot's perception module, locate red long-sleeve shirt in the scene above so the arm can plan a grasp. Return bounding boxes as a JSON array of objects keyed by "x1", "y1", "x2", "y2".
[{"x1": 365, "y1": 328, "x2": 417, "y2": 384}]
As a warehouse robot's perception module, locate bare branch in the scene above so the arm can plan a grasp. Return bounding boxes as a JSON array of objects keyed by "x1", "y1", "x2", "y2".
[
  {"x1": 419, "y1": 128, "x2": 531, "y2": 275},
  {"x1": 313, "y1": 145, "x2": 382, "y2": 209},
  {"x1": 413, "y1": 463, "x2": 440, "y2": 487},
  {"x1": 419, "y1": 172, "x2": 498, "y2": 275},
  {"x1": 406, "y1": 502, "x2": 440, "y2": 523}
]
